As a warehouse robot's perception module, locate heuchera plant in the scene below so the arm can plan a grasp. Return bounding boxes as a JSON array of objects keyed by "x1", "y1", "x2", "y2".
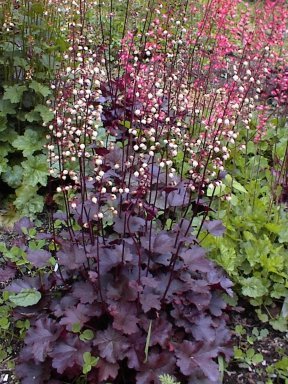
[{"x1": 4, "y1": 0, "x2": 288, "y2": 383}]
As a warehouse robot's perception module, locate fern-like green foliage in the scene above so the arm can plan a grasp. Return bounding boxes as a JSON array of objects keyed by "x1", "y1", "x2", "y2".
[{"x1": 159, "y1": 374, "x2": 181, "y2": 384}]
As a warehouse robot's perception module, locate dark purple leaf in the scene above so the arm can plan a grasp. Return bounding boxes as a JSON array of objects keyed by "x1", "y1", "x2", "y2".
[
  {"x1": 14, "y1": 217, "x2": 34, "y2": 235},
  {"x1": 179, "y1": 246, "x2": 212, "y2": 273},
  {"x1": 106, "y1": 275, "x2": 139, "y2": 302},
  {"x1": 214, "y1": 319, "x2": 233, "y2": 360},
  {"x1": 209, "y1": 291, "x2": 227, "y2": 316},
  {"x1": 36, "y1": 232, "x2": 53, "y2": 240},
  {"x1": 27, "y1": 249, "x2": 51, "y2": 268},
  {"x1": 207, "y1": 270, "x2": 233, "y2": 296},
  {"x1": 0, "y1": 265, "x2": 16, "y2": 282},
  {"x1": 113, "y1": 214, "x2": 145, "y2": 234},
  {"x1": 191, "y1": 315, "x2": 216, "y2": 343},
  {"x1": 93, "y1": 326, "x2": 129, "y2": 363},
  {"x1": 140, "y1": 291, "x2": 161, "y2": 313},
  {"x1": 59, "y1": 303, "x2": 91, "y2": 331},
  {"x1": 71, "y1": 199, "x2": 99, "y2": 223},
  {"x1": 51, "y1": 295, "x2": 78, "y2": 317},
  {"x1": 175, "y1": 341, "x2": 220, "y2": 381},
  {"x1": 203, "y1": 220, "x2": 226, "y2": 236},
  {"x1": 141, "y1": 231, "x2": 176, "y2": 254},
  {"x1": 95, "y1": 147, "x2": 110, "y2": 156},
  {"x1": 141, "y1": 276, "x2": 159, "y2": 289},
  {"x1": 57, "y1": 243, "x2": 87, "y2": 270},
  {"x1": 153, "y1": 253, "x2": 173, "y2": 266},
  {"x1": 136, "y1": 351, "x2": 176, "y2": 384},
  {"x1": 96, "y1": 359, "x2": 119, "y2": 381},
  {"x1": 49, "y1": 335, "x2": 90, "y2": 374},
  {"x1": 122, "y1": 332, "x2": 146, "y2": 369},
  {"x1": 25, "y1": 318, "x2": 61, "y2": 362},
  {"x1": 110, "y1": 302, "x2": 139, "y2": 335},
  {"x1": 99, "y1": 246, "x2": 124, "y2": 274},
  {"x1": 140, "y1": 315, "x2": 172, "y2": 348},
  {"x1": 72, "y1": 281, "x2": 97, "y2": 304},
  {"x1": 186, "y1": 291, "x2": 211, "y2": 311},
  {"x1": 53, "y1": 211, "x2": 68, "y2": 220},
  {"x1": 7, "y1": 276, "x2": 41, "y2": 292},
  {"x1": 167, "y1": 184, "x2": 190, "y2": 207}
]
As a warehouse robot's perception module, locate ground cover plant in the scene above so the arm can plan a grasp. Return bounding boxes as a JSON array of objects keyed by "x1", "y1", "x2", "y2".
[
  {"x1": 202, "y1": 118, "x2": 288, "y2": 331},
  {"x1": 0, "y1": 0, "x2": 288, "y2": 383}
]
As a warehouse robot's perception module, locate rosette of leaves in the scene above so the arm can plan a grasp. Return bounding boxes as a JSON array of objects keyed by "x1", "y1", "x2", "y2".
[{"x1": 6, "y1": 216, "x2": 233, "y2": 384}]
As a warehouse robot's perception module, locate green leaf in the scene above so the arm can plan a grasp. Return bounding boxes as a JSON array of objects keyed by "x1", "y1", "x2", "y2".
[
  {"x1": 80, "y1": 329, "x2": 94, "y2": 341},
  {"x1": 207, "y1": 183, "x2": 226, "y2": 197},
  {"x1": 13, "y1": 57, "x2": 29, "y2": 69},
  {"x1": 2, "y1": 165, "x2": 23, "y2": 188},
  {"x1": 224, "y1": 174, "x2": 248, "y2": 193},
  {"x1": 232, "y1": 180, "x2": 248, "y2": 194},
  {"x1": 19, "y1": 194, "x2": 44, "y2": 216},
  {"x1": 72, "y1": 323, "x2": 81, "y2": 333},
  {"x1": 234, "y1": 347, "x2": 244, "y2": 359},
  {"x1": 0, "y1": 115, "x2": 7, "y2": 132},
  {"x1": 252, "y1": 353, "x2": 263, "y2": 365},
  {"x1": 29, "y1": 81, "x2": 51, "y2": 98},
  {"x1": 265, "y1": 223, "x2": 282, "y2": 234},
  {"x1": 14, "y1": 183, "x2": 36, "y2": 204},
  {"x1": 269, "y1": 316, "x2": 288, "y2": 332},
  {"x1": 255, "y1": 309, "x2": 268, "y2": 323},
  {"x1": 275, "y1": 356, "x2": 288, "y2": 370},
  {"x1": 34, "y1": 105, "x2": 54, "y2": 123},
  {"x1": 0, "y1": 128, "x2": 18, "y2": 143},
  {"x1": 0, "y1": 156, "x2": 8, "y2": 174},
  {"x1": 0, "y1": 142, "x2": 11, "y2": 158},
  {"x1": 0, "y1": 99, "x2": 17, "y2": 115},
  {"x1": 12, "y1": 128, "x2": 46, "y2": 157},
  {"x1": 25, "y1": 110, "x2": 42, "y2": 123},
  {"x1": 279, "y1": 229, "x2": 288, "y2": 244},
  {"x1": 241, "y1": 277, "x2": 268, "y2": 298},
  {"x1": 22, "y1": 155, "x2": 48, "y2": 186},
  {"x1": 82, "y1": 352, "x2": 99, "y2": 374},
  {"x1": 159, "y1": 374, "x2": 181, "y2": 384},
  {"x1": 3, "y1": 85, "x2": 27, "y2": 104},
  {"x1": 235, "y1": 325, "x2": 246, "y2": 336},
  {"x1": 9, "y1": 288, "x2": 41, "y2": 307}
]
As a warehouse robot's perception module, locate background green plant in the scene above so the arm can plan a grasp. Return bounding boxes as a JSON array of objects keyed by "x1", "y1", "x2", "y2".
[
  {"x1": 0, "y1": 0, "x2": 68, "y2": 224},
  {"x1": 201, "y1": 119, "x2": 288, "y2": 331}
]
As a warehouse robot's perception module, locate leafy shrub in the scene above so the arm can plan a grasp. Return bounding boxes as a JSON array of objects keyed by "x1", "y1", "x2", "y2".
[
  {"x1": 0, "y1": 0, "x2": 67, "y2": 222},
  {"x1": 202, "y1": 120, "x2": 288, "y2": 331}
]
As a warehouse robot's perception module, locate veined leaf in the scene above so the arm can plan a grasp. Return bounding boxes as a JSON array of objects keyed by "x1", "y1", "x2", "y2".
[
  {"x1": 224, "y1": 175, "x2": 247, "y2": 193},
  {"x1": 232, "y1": 179, "x2": 248, "y2": 194},
  {"x1": 29, "y1": 81, "x2": 51, "y2": 98},
  {"x1": 34, "y1": 105, "x2": 54, "y2": 123},
  {"x1": 241, "y1": 277, "x2": 268, "y2": 298},
  {"x1": 207, "y1": 184, "x2": 226, "y2": 197},
  {"x1": 9, "y1": 288, "x2": 41, "y2": 307},
  {"x1": 3, "y1": 85, "x2": 27, "y2": 104},
  {"x1": 22, "y1": 155, "x2": 48, "y2": 186},
  {"x1": 12, "y1": 128, "x2": 46, "y2": 157},
  {"x1": 2, "y1": 165, "x2": 23, "y2": 188}
]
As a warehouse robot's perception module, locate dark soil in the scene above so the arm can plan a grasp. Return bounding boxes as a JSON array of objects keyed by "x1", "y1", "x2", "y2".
[{"x1": 223, "y1": 305, "x2": 288, "y2": 384}]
